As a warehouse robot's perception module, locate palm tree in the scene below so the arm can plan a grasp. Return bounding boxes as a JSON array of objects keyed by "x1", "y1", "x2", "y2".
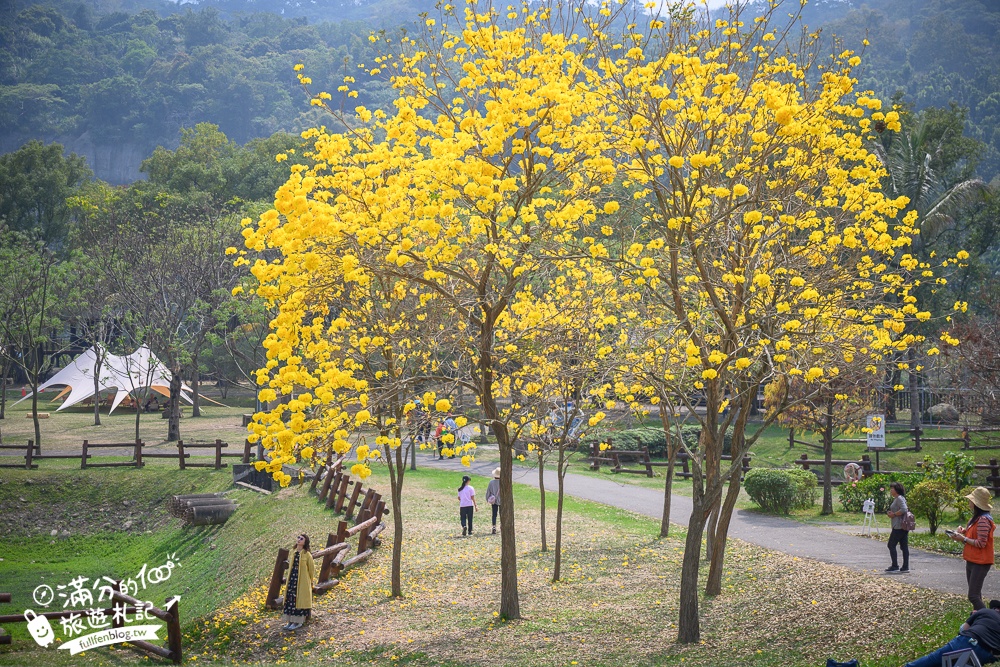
[{"x1": 871, "y1": 111, "x2": 987, "y2": 428}]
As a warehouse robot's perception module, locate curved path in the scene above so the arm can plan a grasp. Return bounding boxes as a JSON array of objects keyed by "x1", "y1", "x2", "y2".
[{"x1": 423, "y1": 452, "x2": 979, "y2": 599}]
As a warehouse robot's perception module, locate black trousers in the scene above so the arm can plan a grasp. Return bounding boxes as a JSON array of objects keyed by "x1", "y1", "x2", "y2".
[
  {"x1": 967, "y1": 561, "x2": 992, "y2": 610},
  {"x1": 460, "y1": 506, "x2": 474, "y2": 532},
  {"x1": 492, "y1": 503, "x2": 500, "y2": 527},
  {"x1": 888, "y1": 528, "x2": 909, "y2": 569}
]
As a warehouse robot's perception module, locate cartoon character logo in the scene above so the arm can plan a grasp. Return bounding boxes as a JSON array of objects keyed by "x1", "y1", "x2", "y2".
[
  {"x1": 24, "y1": 610, "x2": 55, "y2": 647},
  {"x1": 870, "y1": 415, "x2": 883, "y2": 431}
]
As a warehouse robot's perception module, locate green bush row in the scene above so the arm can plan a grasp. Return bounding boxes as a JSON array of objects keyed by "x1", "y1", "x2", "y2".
[{"x1": 744, "y1": 468, "x2": 816, "y2": 514}]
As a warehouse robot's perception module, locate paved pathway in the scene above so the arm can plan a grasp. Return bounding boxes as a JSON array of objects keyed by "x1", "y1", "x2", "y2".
[{"x1": 422, "y1": 453, "x2": 977, "y2": 599}]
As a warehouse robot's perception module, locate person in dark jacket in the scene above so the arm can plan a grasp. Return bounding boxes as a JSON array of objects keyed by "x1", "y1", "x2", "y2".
[{"x1": 904, "y1": 601, "x2": 1000, "y2": 666}]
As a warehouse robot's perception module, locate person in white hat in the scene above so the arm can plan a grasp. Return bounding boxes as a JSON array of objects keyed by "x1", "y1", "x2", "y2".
[
  {"x1": 486, "y1": 468, "x2": 501, "y2": 535},
  {"x1": 950, "y1": 486, "x2": 996, "y2": 610}
]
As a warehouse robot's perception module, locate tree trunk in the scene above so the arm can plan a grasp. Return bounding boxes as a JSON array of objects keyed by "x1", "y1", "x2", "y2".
[
  {"x1": 885, "y1": 366, "x2": 900, "y2": 421},
  {"x1": 702, "y1": 394, "x2": 752, "y2": 599},
  {"x1": 0, "y1": 362, "x2": 8, "y2": 419},
  {"x1": 495, "y1": 421, "x2": 520, "y2": 619},
  {"x1": 92, "y1": 352, "x2": 102, "y2": 427},
  {"x1": 553, "y1": 446, "x2": 567, "y2": 581},
  {"x1": 704, "y1": 463, "x2": 742, "y2": 595},
  {"x1": 659, "y1": 404, "x2": 678, "y2": 538},
  {"x1": 538, "y1": 452, "x2": 547, "y2": 553},
  {"x1": 30, "y1": 372, "x2": 41, "y2": 451},
  {"x1": 477, "y1": 309, "x2": 520, "y2": 620},
  {"x1": 705, "y1": 498, "x2": 722, "y2": 565},
  {"x1": 167, "y1": 368, "x2": 181, "y2": 442},
  {"x1": 908, "y1": 347, "x2": 920, "y2": 429},
  {"x1": 390, "y1": 438, "x2": 405, "y2": 598},
  {"x1": 823, "y1": 399, "x2": 834, "y2": 515},
  {"x1": 677, "y1": 492, "x2": 708, "y2": 643},
  {"x1": 134, "y1": 392, "x2": 142, "y2": 443},
  {"x1": 191, "y1": 367, "x2": 201, "y2": 418}
]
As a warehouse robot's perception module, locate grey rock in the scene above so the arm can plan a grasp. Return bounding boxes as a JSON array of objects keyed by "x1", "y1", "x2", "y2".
[
  {"x1": 928, "y1": 402, "x2": 960, "y2": 423},
  {"x1": 50, "y1": 529, "x2": 58, "y2": 536},
  {"x1": 123, "y1": 520, "x2": 133, "y2": 530}
]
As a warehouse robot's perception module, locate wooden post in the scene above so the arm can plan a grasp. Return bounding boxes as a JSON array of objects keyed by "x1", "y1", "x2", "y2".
[
  {"x1": 243, "y1": 439, "x2": 252, "y2": 464},
  {"x1": 25, "y1": 440, "x2": 34, "y2": 469},
  {"x1": 81, "y1": 440, "x2": 89, "y2": 469},
  {"x1": 912, "y1": 427, "x2": 922, "y2": 452},
  {"x1": 963, "y1": 427, "x2": 971, "y2": 450},
  {"x1": 799, "y1": 453, "x2": 809, "y2": 470},
  {"x1": 215, "y1": 439, "x2": 223, "y2": 469},
  {"x1": 318, "y1": 468, "x2": 335, "y2": 503},
  {"x1": 349, "y1": 487, "x2": 373, "y2": 521},
  {"x1": 177, "y1": 441, "x2": 186, "y2": 470},
  {"x1": 331, "y1": 520, "x2": 348, "y2": 578},
  {"x1": 134, "y1": 440, "x2": 143, "y2": 468},
  {"x1": 642, "y1": 448, "x2": 653, "y2": 477},
  {"x1": 861, "y1": 454, "x2": 873, "y2": 477},
  {"x1": 338, "y1": 479, "x2": 359, "y2": 514},
  {"x1": 789, "y1": 428, "x2": 794, "y2": 450},
  {"x1": 317, "y1": 532, "x2": 337, "y2": 584},
  {"x1": 357, "y1": 509, "x2": 371, "y2": 553},
  {"x1": 989, "y1": 459, "x2": 1000, "y2": 496},
  {"x1": 741, "y1": 455, "x2": 751, "y2": 476},
  {"x1": 265, "y1": 548, "x2": 289, "y2": 610},
  {"x1": 165, "y1": 596, "x2": 182, "y2": 664}
]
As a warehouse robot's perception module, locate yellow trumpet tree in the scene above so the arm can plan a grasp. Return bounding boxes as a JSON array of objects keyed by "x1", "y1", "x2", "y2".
[
  {"x1": 592, "y1": 0, "x2": 937, "y2": 642},
  {"x1": 243, "y1": 0, "x2": 623, "y2": 619}
]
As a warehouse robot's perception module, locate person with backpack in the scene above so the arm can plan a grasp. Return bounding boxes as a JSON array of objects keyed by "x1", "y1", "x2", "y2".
[
  {"x1": 950, "y1": 486, "x2": 997, "y2": 610},
  {"x1": 457, "y1": 475, "x2": 477, "y2": 536},
  {"x1": 486, "y1": 467, "x2": 501, "y2": 535},
  {"x1": 885, "y1": 481, "x2": 911, "y2": 573}
]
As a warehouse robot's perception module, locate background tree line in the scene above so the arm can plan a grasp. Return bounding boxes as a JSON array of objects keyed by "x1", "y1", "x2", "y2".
[
  {"x1": 1, "y1": 0, "x2": 999, "y2": 182},
  {"x1": 0, "y1": 123, "x2": 292, "y2": 447}
]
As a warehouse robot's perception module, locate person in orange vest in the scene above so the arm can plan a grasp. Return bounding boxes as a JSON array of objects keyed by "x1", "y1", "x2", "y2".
[{"x1": 950, "y1": 487, "x2": 996, "y2": 610}]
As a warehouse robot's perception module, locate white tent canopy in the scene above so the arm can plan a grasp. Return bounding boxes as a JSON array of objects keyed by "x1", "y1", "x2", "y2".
[{"x1": 16, "y1": 345, "x2": 193, "y2": 413}]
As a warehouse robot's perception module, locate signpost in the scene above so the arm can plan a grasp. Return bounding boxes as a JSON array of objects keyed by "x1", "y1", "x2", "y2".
[{"x1": 867, "y1": 415, "x2": 885, "y2": 471}]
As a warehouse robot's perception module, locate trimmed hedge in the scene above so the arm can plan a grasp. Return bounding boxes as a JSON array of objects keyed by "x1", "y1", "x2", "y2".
[
  {"x1": 838, "y1": 472, "x2": 924, "y2": 513},
  {"x1": 592, "y1": 424, "x2": 733, "y2": 457},
  {"x1": 744, "y1": 468, "x2": 816, "y2": 514}
]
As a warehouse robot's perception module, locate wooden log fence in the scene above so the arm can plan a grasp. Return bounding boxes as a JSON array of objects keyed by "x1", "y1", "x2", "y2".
[
  {"x1": 792, "y1": 454, "x2": 874, "y2": 485},
  {"x1": 265, "y1": 505, "x2": 388, "y2": 609},
  {"x1": 674, "y1": 451, "x2": 752, "y2": 480},
  {"x1": 0, "y1": 593, "x2": 9, "y2": 645},
  {"x1": 585, "y1": 440, "x2": 616, "y2": 471},
  {"x1": 0, "y1": 441, "x2": 37, "y2": 469},
  {"x1": 609, "y1": 448, "x2": 655, "y2": 477},
  {"x1": 606, "y1": 447, "x2": 752, "y2": 479},
  {"x1": 0, "y1": 439, "x2": 255, "y2": 471},
  {"x1": 0, "y1": 590, "x2": 181, "y2": 663}
]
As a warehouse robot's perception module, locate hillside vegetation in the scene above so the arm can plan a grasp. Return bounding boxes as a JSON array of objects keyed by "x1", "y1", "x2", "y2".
[{"x1": 1, "y1": 0, "x2": 998, "y2": 182}]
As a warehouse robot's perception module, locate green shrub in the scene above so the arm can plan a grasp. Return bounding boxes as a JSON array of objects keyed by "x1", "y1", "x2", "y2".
[
  {"x1": 744, "y1": 468, "x2": 816, "y2": 514},
  {"x1": 838, "y1": 472, "x2": 924, "y2": 513},
  {"x1": 923, "y1": 451, "x2": 977, "y2": 491},
  {"x1": 587, "y1": 424, "x2": 732, "y2": 457},
  {"x1": 908, "y1": 479, "x2": 957, "y2": 535}
]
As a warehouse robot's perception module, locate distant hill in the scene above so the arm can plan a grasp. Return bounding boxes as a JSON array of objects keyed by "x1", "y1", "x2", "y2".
[{"x1": 1, "y1": 0, "x2": 998, "y2": 182}]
